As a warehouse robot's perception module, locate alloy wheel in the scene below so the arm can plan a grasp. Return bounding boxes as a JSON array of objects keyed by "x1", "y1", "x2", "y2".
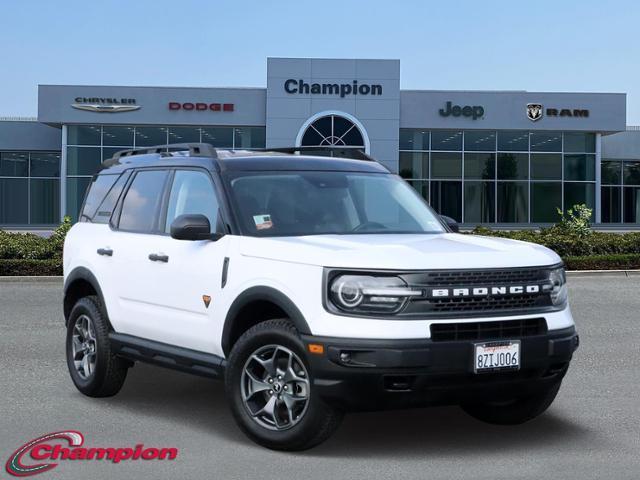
[
  {"x1": 241, "y1": 345, "x2": 310, "y2": 430},
  {"x1": 71, "y1": 314, "x2": 97, "y2": 380}
]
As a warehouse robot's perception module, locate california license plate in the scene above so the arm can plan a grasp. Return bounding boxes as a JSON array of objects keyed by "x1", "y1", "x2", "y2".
[{"x1": 473, "y1": 341, "x2": 520, "y2": 373}]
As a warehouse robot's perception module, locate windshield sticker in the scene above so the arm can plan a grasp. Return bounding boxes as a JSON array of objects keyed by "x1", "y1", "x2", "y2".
[{"x1": 253, "y1": 214, "x2": 273, "y2": 230}]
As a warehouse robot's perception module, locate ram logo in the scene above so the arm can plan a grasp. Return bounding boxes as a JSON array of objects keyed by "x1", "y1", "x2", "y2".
[{"x1": 527, "y1": 103, "x2": 543, "y2": 122}]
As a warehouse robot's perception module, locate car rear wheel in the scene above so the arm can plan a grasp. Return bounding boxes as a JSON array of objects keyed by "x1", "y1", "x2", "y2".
[
  {"x1": 225, "y1": 319, "x2": 343, "y2": 450},
  {"x1": 461, "y1": 380, "x2": 562, "y2": 425},
  {"x1": 65, "y1": 296, "x2": 128, "y2": 397}
]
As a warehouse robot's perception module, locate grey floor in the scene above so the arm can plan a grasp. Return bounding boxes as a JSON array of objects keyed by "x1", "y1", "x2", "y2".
[{"x1": 0, "y1": 276, "x2": 638, "y2": 479}]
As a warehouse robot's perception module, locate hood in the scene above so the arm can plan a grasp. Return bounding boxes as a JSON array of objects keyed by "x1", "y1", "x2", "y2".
[{"x1": 237, "y1": 233, "x2": 561, "y2": 270}]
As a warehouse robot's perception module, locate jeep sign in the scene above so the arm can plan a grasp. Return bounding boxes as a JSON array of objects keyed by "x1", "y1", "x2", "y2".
[{"x1": 439, "y1": 101, "x2": 485, "y2": 120}]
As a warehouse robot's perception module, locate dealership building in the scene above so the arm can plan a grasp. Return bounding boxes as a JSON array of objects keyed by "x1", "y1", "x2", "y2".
[{"x1": 1, "y1": 57, "x2": 639, "y2": 229}]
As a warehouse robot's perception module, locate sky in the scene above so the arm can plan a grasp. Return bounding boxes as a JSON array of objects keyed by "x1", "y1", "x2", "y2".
[{"x1": 1, "y1": 0, "x2": 639, "y2": 123}]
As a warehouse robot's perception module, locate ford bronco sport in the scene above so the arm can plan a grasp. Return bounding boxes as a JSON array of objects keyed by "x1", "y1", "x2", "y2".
[{"x1": 63, "y1": 143, "x2": 579, "y2": 450}]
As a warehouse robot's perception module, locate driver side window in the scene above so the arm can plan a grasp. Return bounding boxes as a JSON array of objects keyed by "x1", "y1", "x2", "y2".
[{"x1": 165, "y1": 170, "x2": 220, "y2": 233}]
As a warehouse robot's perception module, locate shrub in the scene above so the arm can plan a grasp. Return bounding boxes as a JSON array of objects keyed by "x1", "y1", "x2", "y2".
[{"x1": 0, "y1": 216, "x2": 71, "y2": 261}]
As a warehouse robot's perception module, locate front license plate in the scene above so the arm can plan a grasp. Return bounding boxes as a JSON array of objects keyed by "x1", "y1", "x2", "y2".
[{"x1": 473, "y1": 341, "x2": 520, "y2": 373}]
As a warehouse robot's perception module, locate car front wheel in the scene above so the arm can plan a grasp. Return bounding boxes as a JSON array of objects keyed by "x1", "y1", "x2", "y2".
[{"x1": 225, "y1": 319, "x2": 343, "y2": 451}]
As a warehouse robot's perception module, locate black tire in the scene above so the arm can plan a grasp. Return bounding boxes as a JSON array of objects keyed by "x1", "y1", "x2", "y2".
[
  {"x1": 65, "y1": 295, "x2": 128, "y2": 397},
  {"x1": 461, "y1": 381, "x2": 562, "y2": 425},
  {"x1": 225, "y1": 319, "x2": 343, "y2": 451}
]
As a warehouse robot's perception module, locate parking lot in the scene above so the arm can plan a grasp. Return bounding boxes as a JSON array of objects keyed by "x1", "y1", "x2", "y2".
[{"x1": 1, "y1": 275, "x2": 638, "y2": 480}]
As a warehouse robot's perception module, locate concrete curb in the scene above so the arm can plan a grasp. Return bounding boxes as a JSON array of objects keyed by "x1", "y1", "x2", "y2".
[
  {"x1": 0, "y1": 276, "x2": 63, "y2": 282},
  {"x1": 567, "y1": 270, "x2": 640, "y2": 277}
]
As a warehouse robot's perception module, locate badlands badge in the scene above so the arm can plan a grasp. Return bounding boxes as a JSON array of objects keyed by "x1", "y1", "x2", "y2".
[{"x1": 526, "y1": 103, "x2": 543, "y2": 122}]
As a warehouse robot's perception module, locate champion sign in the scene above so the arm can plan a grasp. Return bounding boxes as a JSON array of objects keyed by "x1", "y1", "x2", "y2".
[{"x1": 5, "y1": 430, "x2": 178, "y2": 477}]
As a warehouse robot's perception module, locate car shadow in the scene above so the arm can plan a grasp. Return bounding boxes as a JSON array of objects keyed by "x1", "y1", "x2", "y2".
[{"x1": 104, "y1": 364, "x2": 593, "y2": 458}]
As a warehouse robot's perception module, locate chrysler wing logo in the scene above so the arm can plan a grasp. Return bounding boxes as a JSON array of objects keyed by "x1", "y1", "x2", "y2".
[
  {"x1": 527, "y1": 103, "x2": 543, "y2": 122},
  {"x1": 71, "y1": 104, "x2": 141, "y2": 113}
]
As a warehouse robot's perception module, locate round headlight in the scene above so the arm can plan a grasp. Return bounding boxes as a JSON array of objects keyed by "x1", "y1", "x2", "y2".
[
  {"x1": 334, "y1": 277, "x2": 364, "y2": 308},
  {"x1": 548, "y1": 267, "x2": 568, "y2": 306},
  {"x1": 329, "y1": 274, "x2": 422, "y2": 314}
]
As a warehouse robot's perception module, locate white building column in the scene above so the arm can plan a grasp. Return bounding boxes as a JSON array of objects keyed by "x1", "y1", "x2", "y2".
[
  {"x1": 60, "y1": 125, "x2": 67, "y2": 222},
  {"x1": 595, "y1": 133, "x2": 602, "y2": 224}
]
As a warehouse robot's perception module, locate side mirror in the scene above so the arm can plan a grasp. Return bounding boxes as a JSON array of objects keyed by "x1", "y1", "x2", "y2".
[
  {"x1": 440, "y1": 215, "x2": 460, "y2": 233},
  {"x1": 170, "y1": 214, "x2": 219, "y2": 241}
]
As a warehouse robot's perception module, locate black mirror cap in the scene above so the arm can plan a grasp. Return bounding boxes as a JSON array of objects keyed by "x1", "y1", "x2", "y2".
[
  {"x1": 170, "y1": 214, "x2": 215, "y2": 241},
  {"x1": 440, "y1": 215, "x2": 460, "y2": 233}
]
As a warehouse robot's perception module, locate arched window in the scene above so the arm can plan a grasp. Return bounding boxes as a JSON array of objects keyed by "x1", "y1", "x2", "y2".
[{"x1": 300, "y1": 114, "x2": 365, "y2": 149}]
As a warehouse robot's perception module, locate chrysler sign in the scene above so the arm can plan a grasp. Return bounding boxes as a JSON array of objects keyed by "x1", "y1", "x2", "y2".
[{"x1": 71, "y1": 97, "x2": 140, "y2": 113}]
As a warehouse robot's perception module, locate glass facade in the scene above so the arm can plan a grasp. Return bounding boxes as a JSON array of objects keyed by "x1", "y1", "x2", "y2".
[
  {"x1": 0, "y1": 151, "x2": 61, "y2": 225},
  {"x1": 399, "y1": 130, "x2": 596, "y2": 224},
  {"x1": 65, "y1": 124, "x2": 266, "y2": 220},
  {"x1": 601, "y1": 159, "x2": 640, "y2": 223}
]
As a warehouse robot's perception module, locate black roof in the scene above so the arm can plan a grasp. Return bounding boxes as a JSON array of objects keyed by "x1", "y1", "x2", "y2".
[{"x1": 100, "y1": 144, "x2": 390, "y2": 175}]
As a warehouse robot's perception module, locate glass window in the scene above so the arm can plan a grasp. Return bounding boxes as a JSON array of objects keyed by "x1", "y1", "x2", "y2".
[
  {"x1": 118, "y1": 170, "x2": 168, "y2": 232},
  {"x1": 497, "y1": 182, "x2": 528, "y2": 222},
  {"x1": 623, "y1": 161, "x2": 640, "y2": 186},
  {"x1": 407, "y1": 180, "x2": 428, "y2": 200},
  {"x1": 431, "y1": 152, "x2": 462, "y2": 179},
  {"x1": 102, "y1": 147, "x2": 125, "y2": 162},
  {"x1": 66, "y1": 177, "x2": 92, "y2": 222},
  {"x1": 430, "y1": 181, "x2": 462, "y2": 222},
  {"x1": 0, "y1": 152, "x2": 29, "y2": 176},
  {"x1": 229, "y1": 172, "x2": 445, "y2": 236},
  {"x1": 234, "y1": 127, "x2": 266, "y2": 148},
  {"x1": 67, "y1": 125, "x2": 101, "y2": 146},
  {"x1": 602, "y1": 186, "x2": 621, "y2": 223},
  {"x1": 531, "y1": 154, "x2": 562, "y2": 180},
  {"x1": 601, "y1": 160, "x2": 622, "y2": 185},
  {"x1": 530, "y1": 132, "x2": 562, "y2": 152},
  {"x1": 497, "y1": 153, "x2": 528, "y2": 180},
  {"x1": 165, "y1": 170, "x2": 219, "y2": 232},
  {"x1": 464, "y1": 131, "x2": 496, "y2": 151},
  {"x1": 464, "y1": 153, "x2": 495, "y2": 179},
  {"x1": 497, "y1": 131, "x2": 529, "y2": 151},
  {"x1": 399, "y1": 129, "x2": 428, "y2": 150},
  {"x1": 564, "y1": 154, "x2": 595, "y2": 181},
  {"x1": 564, "y1": 132, "x2": 595, "y2": 153},
  {"x1": 399, "y1": 152, "x2": 428, "y2": 179},
  {"x1": 80, "y1": 174, "x2": 121, "y2": 222},
  {"x1": 168, "y1": 127, "x2": 201, "y2": 144},
  {"x1": 531, "y1": 183, "x2": 562, "y2": 223},
  {"x1": 564, "y1": 182, "x2": 595, "y2": 217},
  {"x1": 431, "y1": 130, "x2": 462, "y2": 151},
  {"x1": 30, "y1": 152, "x2": 60, "y2": 177},
  {"x1": 30, "y1": 179, "x2": 60, "y2": 224},
  {"x1": 623, "y1": 187, "x2": 640, "y2": 223},
  {"x1": 464, "y1": 181, "x2": 495, "y2": 223},
  {"x1": 0, "y1": 178, "x2": 28, "y2": 224},
  {"x1": 201, "y1": 127, "x2": 234, "y2": 147},
  {"x1": 66, "y1": 147, "x2": 102, "y2": 176},
  {"x1": 102, "y1": 126, "x2": 134, "y2": 146},
  {"x1": 134, "y1": 127, "x2": 168, "y2": 147}
]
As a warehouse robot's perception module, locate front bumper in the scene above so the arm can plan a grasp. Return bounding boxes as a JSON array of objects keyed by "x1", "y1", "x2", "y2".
[{"x1": 301, "y1": 326, "x2": 579, "y2": 411}]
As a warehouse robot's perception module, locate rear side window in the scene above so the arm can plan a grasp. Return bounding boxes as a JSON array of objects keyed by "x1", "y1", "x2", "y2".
[
  {"x1": 118, "y1": 170, "x2": 168, "y2": 233},
  {"x1": 80, "y1": 173, "x2": 129, "y2": 224}
]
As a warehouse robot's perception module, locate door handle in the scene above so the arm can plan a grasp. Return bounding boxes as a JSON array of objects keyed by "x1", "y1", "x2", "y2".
[
  {"x1": 148, "y1": 253, "x2": 169, "y2": 263},
  {"x1": 97, "y1": 248, "x2": 113, "y2": 256}
]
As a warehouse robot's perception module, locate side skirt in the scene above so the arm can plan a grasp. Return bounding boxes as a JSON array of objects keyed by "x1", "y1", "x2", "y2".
[{"x1": 109, "y1": 333, "x2": 226, "y2": 379}]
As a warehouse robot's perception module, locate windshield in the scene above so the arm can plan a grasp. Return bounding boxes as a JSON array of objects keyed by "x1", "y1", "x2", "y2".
[{"x1": 227, "y1": 171, "x2": 446, "y2": 236}]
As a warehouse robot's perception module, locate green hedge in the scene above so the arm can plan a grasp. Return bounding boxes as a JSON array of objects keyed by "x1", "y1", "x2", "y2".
[
  {"x1": 563, "y1": 253, "x2": 640, "y2": 271},
  {"x1": 0, "y1": 259, "x2": 62, "y2": 276}
]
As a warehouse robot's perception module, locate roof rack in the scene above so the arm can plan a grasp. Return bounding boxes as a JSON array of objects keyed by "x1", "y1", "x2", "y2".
[
  {"x1": 259, "y1": 146, "x2": 375, "y2": 161},
  {"x1": 103, "y1": 143, "x2": 218, "y2": 167}
]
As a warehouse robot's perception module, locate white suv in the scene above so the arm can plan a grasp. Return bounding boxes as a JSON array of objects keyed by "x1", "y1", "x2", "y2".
[{"x1": 63, "y1": 144, "x2": 579, "y2": 450}]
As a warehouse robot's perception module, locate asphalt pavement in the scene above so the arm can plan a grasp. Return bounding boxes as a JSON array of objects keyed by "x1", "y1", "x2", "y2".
[{"x1": 0, "y1": 276, "x2": 638, "y2": 480}]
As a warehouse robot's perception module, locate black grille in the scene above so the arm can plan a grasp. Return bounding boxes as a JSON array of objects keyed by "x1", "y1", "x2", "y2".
[
  {"x1": 400, "y1": 267, "x2": 554, "y2": 317},
  {"x1": 430, "y1": 318, "x2": 547, "y2": 342}
]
